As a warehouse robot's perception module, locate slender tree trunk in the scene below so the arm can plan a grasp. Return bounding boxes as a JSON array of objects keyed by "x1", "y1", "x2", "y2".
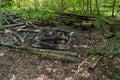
[
  {"x1": 0, "y1": 0, "x2": 2, "y2": 26},
  {"x1": 57, "y1": 0, "x2": 60, "y2": 24},
  {"x1": 112, "y1": 0, "x2": 116, "y2": 17},
  {"x1": 34, "y1": 0, "x2": 38, "y2": 11},
  {"x1": 61, "y1": 0, "x2": 64, "y2": 13},
  {"x1": 87, "y1": 0, "x2": 89, "y2": 14},
  {"x1": 89, "y1": 0, "x2": 92, "y2": 14},
  {"x1": 17, "y1": 0, "x2": 21, "y2": 7},
  {"x1": 82, "y1": 0, "x2": 85, "y2": 14},
  {"x1": 95, "y1": 0, "x2": 103, "y2": 30},
  {"x1": 95, "y1": 0, "x2": 100, "y2": 17}
]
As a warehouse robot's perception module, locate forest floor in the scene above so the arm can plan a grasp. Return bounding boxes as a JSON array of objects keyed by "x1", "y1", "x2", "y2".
[{"x1": 0, "y1": 19, "x2": 120, "y2": 80}]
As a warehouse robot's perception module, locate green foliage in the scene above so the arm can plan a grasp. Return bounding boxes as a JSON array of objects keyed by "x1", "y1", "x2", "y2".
[
  {"x1": 115, "y1": 31, "x2": 120, "y2": 39},
  {"x1": 114, "y1": 20, "x2": 120, "y2": 26},
  {"x1": 0, "y1": 46, "x2": 10, "y2": 51},
  {"x1": 2, "y1": 0, "x2": 120, "y2": 18},
  {"x1": 112, "y1": 73, "x2": 120, "y2": 80},
  {"x1": 1, "y1": 0, "x2": 120, "y2": 22},
  {"x1": 1, "y1": 6, "x2": 55, "y2": 20},
  {"x1": 114, "y1": 20, "x2": 120, "y2": 39}
]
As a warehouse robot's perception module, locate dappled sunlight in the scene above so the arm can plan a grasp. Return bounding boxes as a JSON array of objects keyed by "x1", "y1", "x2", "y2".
[
  {"x1": 33, "y1": 74, "x2": 48, "y2": 80},
  {"x1": 0, "y1": 51, "x2": 6, "y2": 57}
]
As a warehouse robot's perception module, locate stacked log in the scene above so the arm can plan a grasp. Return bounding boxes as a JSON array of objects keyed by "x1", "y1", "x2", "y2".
[
  {"x1": 0, "y1": 12, "x2": 80, "y2": 62},
  {"x1": 55, "y1": 12, "x2": 95, "y2": 30}
]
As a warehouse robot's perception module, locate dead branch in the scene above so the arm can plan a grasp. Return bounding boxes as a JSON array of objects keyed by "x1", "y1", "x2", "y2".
[
  {"x1": 17, "y1": 29, "x2": 41, "y2": 33},
  {"x1": 22, "y1": 18, "x2": 37, "y2": 29},
  {"x1": 77, "y1": 55, "x2": 94, "y2": 69},
  {"x1": 32, "y1": 41, "x2": 68, "y2": 50},
  {"x1": 32, "y1": 49, "x2": 80, "y2": 63},
  {"x1": 55, "y1": 12, "x2": 95, "y2": 20},
  {"x1": 4, "y1": 29, "x2": 24, "y2": 43},
  {"x1": 64, "y1": 31, "x2": 74, "y2": 48},
  {"x1": 0, "y1": 42, "x2": 79, "y2": 63},
  {"x1": 0, "y1": 12, "x2": 80, "y2": 63},
  {"x1": 4, "y1": 22, "x2": 25, "y2": 28},
  {"x1": 90, "y1": 56, "x2": 103, "y2": 69},
  {"x1": 100, "y1": 18, "x2": 113, "y2": 25},
  {"x1": 39, "y1": 49, "x2": 78, "y2": 56}
]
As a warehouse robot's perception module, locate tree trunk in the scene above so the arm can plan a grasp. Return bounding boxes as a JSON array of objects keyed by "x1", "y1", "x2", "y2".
[
  {"x1": 95, "y1": 0, "x2": 100, "y2": 16},
  {"x1": 89, "y1": 0, "x2": 92, "y2": 14},
  {"x1": 0, "y1": 0, "x2": 2, "y2": 26},
  {"x1": 34, "y1": 0, "x2": 38, "y2": 11},
  {"x1": 87, "y1": 0, "x2": 89, "y2": 14},
  {"x1": 112, "y1": 0, "x2": 116, "y2": 17},
  {"x1": 95, "y1": 0, "x2": 103, "y2": 31},
  {"x1": 61, "y1": 0, "x2": 64, "y2": 13},
  {"x1": 17, "y1": 0, "x2": 21, "y2": 7},
  {"x1": 82, "y1": 0, "x2": 85, "y2": 14}
]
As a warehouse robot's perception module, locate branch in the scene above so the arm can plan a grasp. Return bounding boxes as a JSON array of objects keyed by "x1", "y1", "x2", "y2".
[
  {"x1": 90, "y1": 56, "x2": 103, "y2": 69},
  {"x1": 77, "y1": 55, "x2": 94, "y2": 69},
  {"x1": 22, "y1": 18, "x2": 37, "y2": 29},
  {"x1": 4, "y1": 29, "x2": 24, "y2": 43}
]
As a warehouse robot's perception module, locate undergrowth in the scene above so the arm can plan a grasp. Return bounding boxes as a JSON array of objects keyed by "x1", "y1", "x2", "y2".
[
  {"x1": 113, "y1": 73, "x2": 120, "y2": 80},
  {"x1": 88, "y1": 40, "x2": 120, "y2": 57},
  {"x1": 115, "y1": 31, "x2": 120, "y2": 39},
  {"x1": 1, "y1": 6, "x2": 56, "y2": 20}
]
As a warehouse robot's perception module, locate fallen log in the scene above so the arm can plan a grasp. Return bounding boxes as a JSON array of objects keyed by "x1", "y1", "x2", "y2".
[
  {"x1": 32, "y1": 42, "x2": 68, "y2": 50},
  {"x1": 27, "y1": 49, "x2": 81, "y2": 63},
  {"x1": 37, "y1": 52, "x2": 80, "y2": 63},
  {"x1": 39, "y1": 37, "x2": 68, "y2": 41},
  {"x1": 36, "y1": 49, "x2": 78, "y2": 56},
  {"x1": 56, "y1": 12, "x2": 95, "y2": 21},
  {"x1": 0, "y1": 42, "x2": 80, "y2": 63},
  {"x1": 100, "y1": 18, "x2": 113, "y2": 25}
]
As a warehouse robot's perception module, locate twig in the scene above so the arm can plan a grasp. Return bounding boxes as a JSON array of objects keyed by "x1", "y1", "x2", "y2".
[
  {"x1": 22, "y1": 18, "x2": 37, "y2": 29},
  {"x1": 4, "y1": 22, "x2": 25, "y2": 28},
  {"x1": 2, "y1": 33, "x2": 10, "y2": 43},
  {"x1": 17, "y1": 29, "x2": 41, "y2": 33},
  {"x1": 77, "y1": 55, "x2": 94, "y2": 70},
  {"x1": 64, "y1": 31, "x2": 74, "y2": 48}
]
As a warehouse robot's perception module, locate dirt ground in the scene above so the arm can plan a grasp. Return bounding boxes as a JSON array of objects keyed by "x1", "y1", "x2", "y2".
[{"x1": 0, "y1": 24, "x2": 120, "y2": 80}]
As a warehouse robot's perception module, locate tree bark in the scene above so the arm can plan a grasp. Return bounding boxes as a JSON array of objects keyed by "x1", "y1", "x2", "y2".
[
  {"x1": 82, "y1": 0, "x2": 85, "y2": 14},
  {"x1": 34, "y1": 0, "x2": 38, "y2": 11},
  {"x1": 89, "y1": 0, "x2": 92, "y2": 14},
  {"x1": 87, "y1": 0, "x2": 89, "y2": 14},
  {"x1": 0, "y1": 0, "x2": 2, "y2": 26},
  {"x1": 95, "y1": 0, "x2": 103, "y2": 31},
  {"x1": 112, "y1": 0, "x2": 116, "y2": 17}
]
